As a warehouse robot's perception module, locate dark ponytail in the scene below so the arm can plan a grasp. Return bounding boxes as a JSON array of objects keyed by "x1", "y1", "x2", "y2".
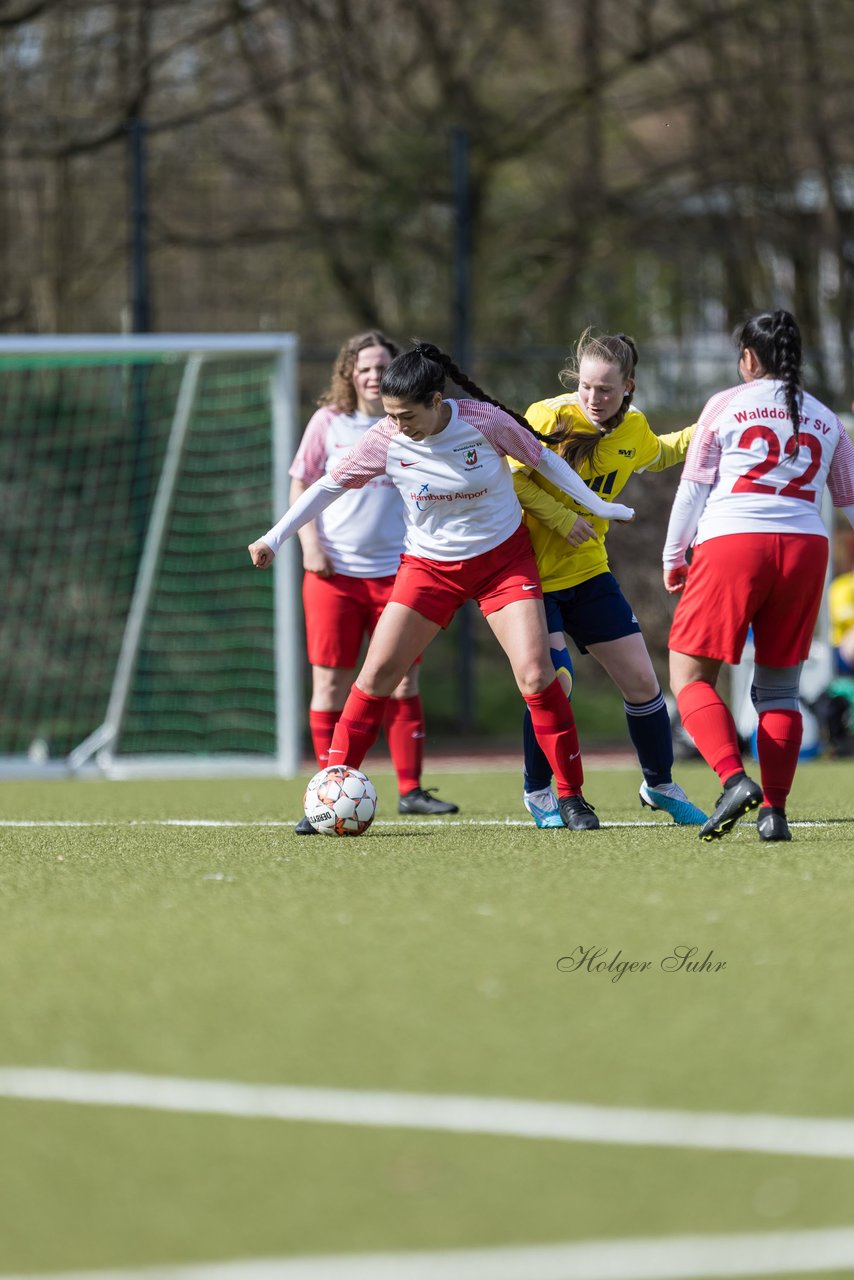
[
  {"x1": 380, "y1": 340, "x2": 560, "y2": 443},
  {"x1": 735, "y1": 310, "x2": 803, "y2": 436}
]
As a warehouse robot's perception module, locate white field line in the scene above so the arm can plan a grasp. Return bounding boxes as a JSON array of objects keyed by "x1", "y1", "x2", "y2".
[
  {"x1": 1, "y1": 1069, "x2": 854, "y2": 1161},
  {"x1": 6, "y1": 1227, "x2": 854, "y2": 1279},
  {"x1": 0, "y1": 819, "x2": 829, "y2": 830}
]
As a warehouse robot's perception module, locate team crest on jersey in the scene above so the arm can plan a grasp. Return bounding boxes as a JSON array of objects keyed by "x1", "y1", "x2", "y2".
[{"x1": 453, "y1": 440, "x2": 483, "y2": 471}]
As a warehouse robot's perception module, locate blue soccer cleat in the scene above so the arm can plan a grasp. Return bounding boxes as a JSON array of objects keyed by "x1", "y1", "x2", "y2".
[
  {"x1": 640, "y1": 780, "x2": 707, "y2": 826},
  {"x1": 523, "y1": 787, "x2": 565, "y2": 829}
]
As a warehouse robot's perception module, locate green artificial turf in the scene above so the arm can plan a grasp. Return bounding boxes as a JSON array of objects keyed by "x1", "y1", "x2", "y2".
[{"x1": 0, "y1": 762, "x2": 852, "y2": 1273}]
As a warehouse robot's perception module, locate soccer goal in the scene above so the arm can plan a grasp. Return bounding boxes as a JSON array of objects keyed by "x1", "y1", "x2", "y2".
[{"x1": 0, "y1": 334, "x2": 302, "y2": 779}]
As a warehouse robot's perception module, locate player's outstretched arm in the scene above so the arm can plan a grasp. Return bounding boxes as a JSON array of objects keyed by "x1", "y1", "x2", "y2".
[
  {"x1": 645, "y1": 423, "x2": 697, "y2": 472},
  {"x1": 535, "y1": 447, "x2": 634, "y2": 522},
  {"x1": 247, "y1": 474, "x2": 345, "y2": 566}
]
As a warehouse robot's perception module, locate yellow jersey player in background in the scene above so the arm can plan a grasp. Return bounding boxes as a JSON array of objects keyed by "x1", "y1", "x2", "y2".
[
  {"x1": 513, "y1": 328, "x2": 707, "y2": 828},
  {"x1": 829, "y1": 568, "x2": 854, "y2": 675}
]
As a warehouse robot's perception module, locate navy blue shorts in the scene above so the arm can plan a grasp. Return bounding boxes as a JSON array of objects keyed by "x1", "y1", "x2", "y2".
[{"x1": 543, "y1": 571, "x2": 641, "y2": 655}]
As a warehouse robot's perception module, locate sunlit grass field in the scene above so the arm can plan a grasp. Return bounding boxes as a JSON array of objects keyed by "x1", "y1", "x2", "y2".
[{"x1": 1, "y1": 759, "x2": 853, "y2": 1277}]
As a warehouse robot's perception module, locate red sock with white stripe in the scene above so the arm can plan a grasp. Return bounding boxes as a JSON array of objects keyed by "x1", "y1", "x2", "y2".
[
  {"x1": 383, "y1": 694, "x2": 424, "y2": 795},
  {"x1": 756, "y1": 708, "x2": 802, "y2": 809},
  {"x1": 308, "y1": 708, "x2": 340, "y2": 769},
  {"x1": 524, "y1": 679, "x2": 583, "y2": 796},
  {"x1": 677, "y1": 680, "x2": 744, "y2": 783},
  {"x1": 327, "y1": 686, "x2": 387, "y2": 770}
]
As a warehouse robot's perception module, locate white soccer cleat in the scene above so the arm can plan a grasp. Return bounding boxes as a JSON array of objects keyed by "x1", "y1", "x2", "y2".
[
  {"x1": 523, "y1": 787, "x2": 565, "y2": 829},
  {"x1": 639, "y1": 780, "x2": 707, "y2": 826}
]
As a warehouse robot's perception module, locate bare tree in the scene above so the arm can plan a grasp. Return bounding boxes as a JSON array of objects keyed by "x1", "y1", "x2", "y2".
[{"x1": 1, "y1": 0, "x2": 853, "y2": 398}]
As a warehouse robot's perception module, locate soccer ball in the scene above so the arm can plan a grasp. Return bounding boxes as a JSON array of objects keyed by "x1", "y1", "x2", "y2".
[{"x1": 303, "y1": 765, "x2": 378, "y2": 837}]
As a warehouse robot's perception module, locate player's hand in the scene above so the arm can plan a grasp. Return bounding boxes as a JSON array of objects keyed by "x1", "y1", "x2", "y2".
[
  {"x1": 664, "y1": 564, "x2": 689, "y2": 594},
  {"x1": 566, "y1": 515, "x2": 596, "y2": 547},
  {"x1": 248, "y1": 540, "x2": 275, "y2": 568}
]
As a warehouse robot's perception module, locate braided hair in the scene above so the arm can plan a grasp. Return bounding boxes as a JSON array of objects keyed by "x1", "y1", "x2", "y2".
[
  {"x1": 556, "y1": 328, "x2": 639, "y2": 470},
  {"x1": 735, "y1": 310, "x2": 803, "y2": 437},
  {"x1": 379, "y1": 340, "x2": 560, "y2": 444}
]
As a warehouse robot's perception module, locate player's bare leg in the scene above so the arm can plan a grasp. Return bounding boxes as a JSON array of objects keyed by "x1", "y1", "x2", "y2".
[{"x1": 327, "y1": 604, "x2": 440, "y2": 771}]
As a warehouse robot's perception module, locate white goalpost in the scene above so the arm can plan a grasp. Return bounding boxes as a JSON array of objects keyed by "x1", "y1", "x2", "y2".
[{"x1": 0, "y1": 334, "x2": 303, "y2": 779}]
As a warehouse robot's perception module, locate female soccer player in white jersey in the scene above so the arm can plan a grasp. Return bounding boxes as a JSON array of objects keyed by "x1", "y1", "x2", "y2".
[
  {"x1": 512, "y1": 329, "x2": 707, "y2": 830},
  {"x1": 289, "y1": 331, "x2": 457, "y2": 834},
  {"x1": 664, "y1": 309, "x2": 854, "y2": 842},
  {"x1": 249, "y1": 341, "x2": 636, "y2": 831}
]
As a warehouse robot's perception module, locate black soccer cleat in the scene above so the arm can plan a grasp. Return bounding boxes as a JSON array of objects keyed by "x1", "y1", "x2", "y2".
[
  {"x1": 398, "y1": 787, "x2": 459, "y2": 815},
  {"x1": 757, "y1": 805, "x2": 792, "y2": 842},
  {"x1": 699, "y1": 774, "x2": 763, "y2": 842},
  {"x1": 294, "y1": 815, "x2": 318, "y2": 835},
  {"x1": 557, "y1": 794, "x2": 600, "y2": 830}
]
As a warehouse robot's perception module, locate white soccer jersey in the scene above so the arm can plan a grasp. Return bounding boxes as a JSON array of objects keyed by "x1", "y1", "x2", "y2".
[
  {"x1": 289, "y1": 405, "x2": 405, "y2": 577},
  {"x1": 682, "y1": 379, "x2": 854, "y2": 543},
  {"x1": 328, "y1": 400, "x2": 543, "y2": 561}
]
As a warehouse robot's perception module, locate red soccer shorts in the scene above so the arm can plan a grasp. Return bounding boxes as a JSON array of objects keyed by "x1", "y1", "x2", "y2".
[
  {"x1": 389, "y1": 523, "x2": 543, "y2": 628},
  {"x1": 303, "y1": 571, "x2": 400, "y2": 668},
  {"x1": 669, "y1": 532, "x2": 828, "y2": 666}
]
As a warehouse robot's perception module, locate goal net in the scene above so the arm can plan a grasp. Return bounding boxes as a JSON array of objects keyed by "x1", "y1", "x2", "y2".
[{"x1": 0, "y1": 334, "x2": 302, "y2": 778}]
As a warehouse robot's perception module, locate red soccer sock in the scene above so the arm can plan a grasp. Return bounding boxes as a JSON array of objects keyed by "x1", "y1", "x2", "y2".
[
  {"x1": 383, "y1": 694, "x2": 425, "y2": 795},
  {"x1": 756, "y1": 708, "x2": 802, "y2": 809},
  {"x1": 308, "y1": 708, "x2": 340, "y2": 770},
  {"x1": 677, "y1": 680, "x2": 744, "y2": 783},
  {"x1": 327, "y1": 685, "x2": 388, "y2": 770},
  {"x1": 524, "y1": 678, "x2": 583, "y2": 796}
]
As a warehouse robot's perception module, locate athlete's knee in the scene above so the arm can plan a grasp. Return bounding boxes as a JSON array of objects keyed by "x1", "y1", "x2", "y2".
[
  {"x1": 670, "y1": 652, "x2": 720, "y2": 696},
  {"x1": 751, "y1": 664, "x2": 802, "y2": 713},
  {"x1": 516, "y1": 660, "x2": 558, "y2": 697},
  {"x1": 311, "y1": 665, "x2": 353, "y2": 708},
  {"x1": 619, "y1": 673, "x2": 660, "y2": 704},
  {"x1": 357, "y1": 653, "x2": 409, "y2": 697}
]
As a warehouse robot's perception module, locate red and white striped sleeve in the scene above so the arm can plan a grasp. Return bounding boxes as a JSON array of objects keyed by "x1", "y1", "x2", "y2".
[
  {"x1": 828, "y1": 423, "x2": 854, "y2": 509},
  {"x1": 681, "y1": 407, "x2": 725, "y2": 485},
  {"x1": 328, "y1": 418, "x2": 394, "y2": 488},
  {"x1": 459, "y1": 401, "x2": 543, "y2": 468},
  {"x1": 289, "y1": 406, "x2": 336, "y2": 484}
]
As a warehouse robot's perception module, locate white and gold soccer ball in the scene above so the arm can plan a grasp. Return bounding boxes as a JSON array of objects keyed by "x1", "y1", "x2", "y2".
[{"x1": 303, "y1": 765, "x2": 378, "y2": 836}]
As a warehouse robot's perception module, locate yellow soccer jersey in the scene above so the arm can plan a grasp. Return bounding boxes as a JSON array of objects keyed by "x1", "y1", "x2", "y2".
[
  {"x1": 829, "y1": 572, "x2": 854, "y2": 648},
  {"x1": 513, "y1": 394, "x2": 694, "y2": 591}
]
